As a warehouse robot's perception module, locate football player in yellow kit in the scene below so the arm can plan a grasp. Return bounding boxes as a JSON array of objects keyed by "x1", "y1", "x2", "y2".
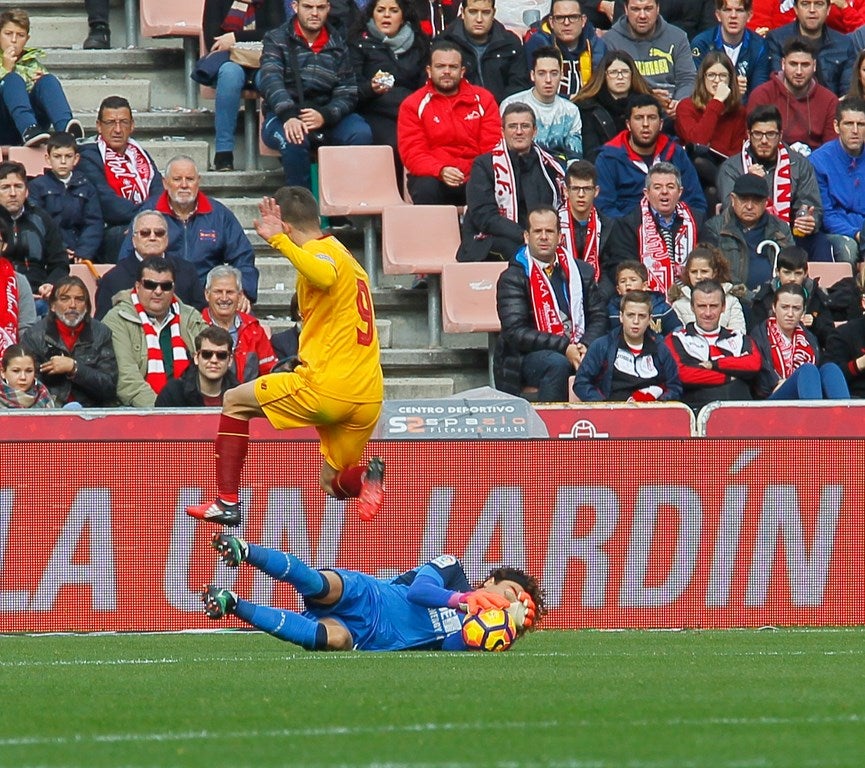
[{"x1": 187, "y1": 187, "x2": 385, "y2": 526}]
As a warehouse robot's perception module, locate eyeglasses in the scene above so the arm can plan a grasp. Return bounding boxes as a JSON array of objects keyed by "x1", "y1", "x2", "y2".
[
  {"x1": 705, "y1": 72, "x2": 730, "y2": 81},
  {"x1": 551, "y1": 13, "x2": 584, "y2": 23},
  {"x1": 568, "y1": 185, "x2": 595, "y2": 195},
  {"x1": 750, "y1": 130, "x2": 780, "y2": 141},
  {"x1": 98, "y1": 119, "x2": 133, "y2": 128},
  {"x1": 140, "y1": 279, "x2": 174, "y2": 291},
  {"x1": 135, "y1": 228, "x2": 167, "y2": 238},
  {"x1": 199, "y1": 349, "x2": 230, "y2": 361},
  {"x1": 606, "y1": 68, "x2": 631, "y2": 78}
]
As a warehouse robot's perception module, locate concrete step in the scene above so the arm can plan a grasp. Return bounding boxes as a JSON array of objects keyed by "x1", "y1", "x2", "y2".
[
  {"x1": 138, "y1": 139, "x2": 210, "y2": 172},
  {"x1": 383, "y1": 377, "x2": 454, "y2": 400},
  {"x1": 76, "y1": 109, "x2": 215, "y2": 138},
  {"x1": 381, "y1": 348, "x2": 488, "y2": 393},
  {"x1": 64, "y1": 79, "x2": 152, "y2": 112},
  {"x1": 30, "y1": 14, "x2": 90, "y2": 48},
  {"x1": 214, "y1": 197, "x2": 264, "y2": 230}
]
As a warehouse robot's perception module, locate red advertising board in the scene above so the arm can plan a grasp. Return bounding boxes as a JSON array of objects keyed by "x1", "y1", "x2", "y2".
[{"x1": 1, "y1": 425, "x2": 860, "y2": 632}]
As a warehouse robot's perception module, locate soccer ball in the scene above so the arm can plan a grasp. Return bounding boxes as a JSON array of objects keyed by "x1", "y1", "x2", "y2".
[{"x1": 461, "y1": 608, "x2": 517, "y2": 652}]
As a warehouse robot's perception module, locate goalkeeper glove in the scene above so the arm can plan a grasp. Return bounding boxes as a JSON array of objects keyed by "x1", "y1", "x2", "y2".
[
  {"x1": 452, "y1": 590, "x2": 512, "y2": 615},
  {"x1": 514, "y1": 590, "x2": 537, "y2": 628}
]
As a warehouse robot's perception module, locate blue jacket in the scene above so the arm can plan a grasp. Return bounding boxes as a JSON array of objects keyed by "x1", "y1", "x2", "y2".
[
  {"x1": 594, "y1": 130, "x2": 707, "y2": 219},
  {"x1": 523, "y1": 19, "x2": 606, "y2": 98},
  {"x1": 77, "y1": 142, "x2": 164, "y2": 227},
  {"x1": 606, "y1": 291, "x2": 682, "y2": 337},
  {"x1": 767, "y1": 22, "x2": 855, "y2": 98},
  {"x1": 690, "y1": 26, "x2": 769, "y2": 102},
  {"x1": 28, "y1": 169, "x2": 104, "y2": 260},
  {"x1": 808, "y1": 138, "x2": 865, "y2": 240},
  {"x1": 118, "y1": 191, "x2": 258, "y2": 302},
  {"x1": 574, "y1": 326, "x2": 682, "y2": 402}
]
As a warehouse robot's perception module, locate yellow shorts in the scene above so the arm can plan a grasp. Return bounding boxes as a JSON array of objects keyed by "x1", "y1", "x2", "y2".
[{"x1": 254, "y1": 371, "x2": 382, "y2": 470}]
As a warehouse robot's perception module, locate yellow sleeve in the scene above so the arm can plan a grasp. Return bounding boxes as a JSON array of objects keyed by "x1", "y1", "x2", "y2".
[{"x1": 268, "y1": 233, "x2": 338, "y2": 289}]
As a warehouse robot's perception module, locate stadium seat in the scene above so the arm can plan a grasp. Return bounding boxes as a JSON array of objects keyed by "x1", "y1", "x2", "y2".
[
  {"x1": 808, "y1": 261, "x2": 853, "y2": 288},
  {"x1": 7, "y1": 146, "x2": 47, "y2": 178},
  {"x1": 381, "y1": 205, "x2": 460, "y2": 347},
  {"x1": 441, "y1": 261, "x2": 507, "y2": 385},
  {"x1": 317, "y1": 145, "x2": 407, "y2": 288},
  {"x1": 139, "y1": 0, "x2": 205, "y2": 108},
  {"x1": 70, "y1": 262, "x2": 115, "y2": 316}
]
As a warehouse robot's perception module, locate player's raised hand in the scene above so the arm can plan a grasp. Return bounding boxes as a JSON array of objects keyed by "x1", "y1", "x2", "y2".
[
  {"x1": 254, "y1": 197, "x2": 285, "y2": 241},
  {"x1": 457, "y1": 589, "x2": 512, "y2": 615}
]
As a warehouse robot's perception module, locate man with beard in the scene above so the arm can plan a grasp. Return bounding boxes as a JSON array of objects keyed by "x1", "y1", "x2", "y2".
[
  {"x1": 594, "y1": 93, "x2": 706, "y2": 220},
  {"x1": 22, "y1": 275, "x2": 118, "y2": 407},
  {"x1": 397, "y1": 40, "x2": 501, "y2": 205}
]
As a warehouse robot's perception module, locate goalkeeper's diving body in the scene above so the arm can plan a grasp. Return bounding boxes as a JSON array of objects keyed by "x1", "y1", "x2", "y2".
[{"x1": 203, "y1": 534, "x2": 545, "y2": 651}]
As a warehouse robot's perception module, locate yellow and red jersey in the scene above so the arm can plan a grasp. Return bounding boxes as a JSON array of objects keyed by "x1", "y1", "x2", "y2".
[{"x1": 269, "y1": 232, "x2": 383, "y2": 404}]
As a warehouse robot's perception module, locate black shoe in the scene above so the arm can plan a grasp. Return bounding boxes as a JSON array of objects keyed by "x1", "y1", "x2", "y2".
[
  {"x1": 201, "y1": 584, "x2": 237, "y2": 619},
  {"x1": 22, "y1": 125, "x2": 50, "y2": 147},
  {"x1": 327, "y1": 216, "x2": 353, "y2": 232},
  {"x1": 211, "y1": 531, "x2": 249, "y2": 567},
  {"x1": 65, "y1": 119, "x2": 85, "y2": 141},
  {"x1": 213, "y1": 151, "x2": 234, "y2": 172},
  {"x1": 186, "y1": 498, "x2": 242, "y2": 526},
  {"x1": 83, "y1": 24, "x2": 110, "y2": 50}
]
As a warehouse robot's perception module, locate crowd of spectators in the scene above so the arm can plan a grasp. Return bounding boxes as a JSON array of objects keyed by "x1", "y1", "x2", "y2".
[{"x1": 6, "y1": 0, "x2": 865, "y2": 410}]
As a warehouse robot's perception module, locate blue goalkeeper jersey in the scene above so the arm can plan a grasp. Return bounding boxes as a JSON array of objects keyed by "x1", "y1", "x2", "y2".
[{"x1": 302, "y1": 555, "x2": 472, "y2": 651}]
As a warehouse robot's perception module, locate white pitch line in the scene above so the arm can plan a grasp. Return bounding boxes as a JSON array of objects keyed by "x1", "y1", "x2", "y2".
[{"x1": 1, "y1": 714, "x2": 861, "y2": 750}]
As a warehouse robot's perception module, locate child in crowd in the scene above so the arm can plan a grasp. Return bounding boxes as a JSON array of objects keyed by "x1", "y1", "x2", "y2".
[
  {"x1": 748, "y1": 245, "x2": 835, "y2": 349},
  {"x1": 28, "y1": 132, "x2": 104, "y2": 262},
  {"x1": 0, "y1": 344, "x2": 54, "y2": 408},
  {"x1": 668, "y1": 245, "x2": 746, "y2": 332},
  {"x1": 0, "y1": 8, "x2": 83, "y2": 147},
  {"x1": 607, "y1": 261, "x2": 682, "y2": 336}
]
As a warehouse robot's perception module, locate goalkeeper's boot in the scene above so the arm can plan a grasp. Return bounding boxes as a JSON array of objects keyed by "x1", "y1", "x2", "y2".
[
  {"x1": 202, "y1": 584, "x2": 237, "y2": 619},
  {"x1": 211, "y1": 531, "x2": 249, "y2": 568},
  {"x1": 186, "y1": 498, "x2": 241, "y2": 527},
  {"x1": 357, "y1": 456, "x2": 385, "y2": 522}
]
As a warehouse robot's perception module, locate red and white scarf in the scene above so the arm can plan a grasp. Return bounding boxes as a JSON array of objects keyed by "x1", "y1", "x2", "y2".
[
  {"x1": 221, "y1": 0, "x2": 261, "y2": 32},
  {"x1": 490, "y1": 138, "x2": 566, "y2": 222},
  {"x1": 524, "y1": 250, "x2": 585, "y2": 344},
  {"x1": 767, "y1": 317, "x2": 815, "y2": 378},
  {"x1": 741, "y1": 140, "x2": 792, "y2": 222},
  {"x1": 559, "y1": 206, "x2": 601, "y2": 281},
  {"x1": 637, "y1": 196, "x2": 697, "y2": 293},
  {"x1": 131, "y1": 290, "x2": 190, "y2": 394},
  {"x1": 98, "y1": 135, "x2": 156, "y2": 205},
  {"x1": 0, "y1": 257, "x2": 19, "y2": 356}
]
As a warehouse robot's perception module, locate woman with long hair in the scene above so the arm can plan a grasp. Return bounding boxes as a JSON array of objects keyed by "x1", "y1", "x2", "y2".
[
  {"x1": 349, "y1": 0, "x2": 430, "y2": 163},
  {"x1": 846, "y1": 49, "x2": 865, "y2": 101},
  {"x1": 573, "y1": 50, "x2": 652, "y2": 163},
  {"x1": 675, "y1": 51, "x2": 747, "y2": 212}
]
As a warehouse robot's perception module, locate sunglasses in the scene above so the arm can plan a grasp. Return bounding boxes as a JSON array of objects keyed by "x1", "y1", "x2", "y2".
[
  {"x1": 136, "y1": 228, "x2": 167, "y2": 238},
  {"x1": 140, "y1": 279, "x2": 174, "y2": 291},
  {"x1": 199, "y1": 349, "x2": 230, "y2": 361}
]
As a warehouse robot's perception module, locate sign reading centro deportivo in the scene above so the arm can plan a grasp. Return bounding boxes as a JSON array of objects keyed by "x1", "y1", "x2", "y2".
[{"x1": 0, "y1": 438, "x2": 860, "y2": 632}]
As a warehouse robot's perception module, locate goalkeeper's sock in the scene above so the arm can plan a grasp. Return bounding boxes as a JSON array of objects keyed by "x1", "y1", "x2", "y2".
[
  {"x1": 245, "y1": 544, "x2": 329, "y2": 599},
  {"x1": 234, "y1": 599, "x2": 328, "y2": 650}
]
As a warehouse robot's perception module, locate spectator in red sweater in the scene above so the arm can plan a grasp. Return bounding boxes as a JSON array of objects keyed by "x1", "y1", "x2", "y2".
[
  {"x1": 747, "y1": 36, "x2": 837, "y2": 154},
  {"x1": 750, "y1": 0, "x2": 865, "y2": 35},
  {"x1": 676, "y1": 51, "x2": 747, "y2": 212}
]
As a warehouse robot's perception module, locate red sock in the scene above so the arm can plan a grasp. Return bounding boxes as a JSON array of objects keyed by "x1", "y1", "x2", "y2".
[
  {"x1": 331, "y1": 465, "x2": 365, "y2": 499},
  {"x1": 215, "y1": 415, "x2": 250, "y2": 504}
]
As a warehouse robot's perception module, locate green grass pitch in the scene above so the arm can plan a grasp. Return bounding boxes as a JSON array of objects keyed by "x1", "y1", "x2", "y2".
[{"x1": 1, "y1": 628, "x2": 863, "y2": 768}]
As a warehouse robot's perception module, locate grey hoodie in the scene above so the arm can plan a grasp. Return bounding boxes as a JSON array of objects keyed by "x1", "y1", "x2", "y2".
[{"x1": 602, "y1": 14, "x2": 696, "y2": 101}]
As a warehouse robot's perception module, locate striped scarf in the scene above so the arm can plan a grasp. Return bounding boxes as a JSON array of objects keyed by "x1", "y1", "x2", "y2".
[
  {"x1": 221, "y1": 0, "x2": 262, "y2": 33},
  {"x1": 131, "y1": 291, "x2": 189, "y2": 394},
  {"x1": 0, "y1": 257, "x2": 18, "y2": 356},
  {"x1": 637, "y1": 197, "x2": 697, "y2": 293},
  {"x1": 741, "y1": 141, "x2": 792, "y2": 223},
  {"x1": 767, "y1": 317, "x2": 815, "y2": 378}
]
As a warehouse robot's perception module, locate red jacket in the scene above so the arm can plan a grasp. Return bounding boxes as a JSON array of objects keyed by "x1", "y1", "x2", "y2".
[
  {"x1": 397, "y1": 79, "x2": 501, "y2": 178},
  {"x1": 747, "y1": 71, "x2": 838, "y2": 151},
  {"x1": 749, "y1": 0, "x2": 865, "y2": 34},
  {"x1": 203, "y1": 308, "x2": 276, "y2": 383},
  {"x1": 675, "y1": 98, "x2": 748, "y2": 158}
]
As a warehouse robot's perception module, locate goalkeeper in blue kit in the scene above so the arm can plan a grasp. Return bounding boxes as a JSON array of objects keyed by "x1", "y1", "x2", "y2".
[{"x1": 202, "y1": 534, "x2": 544, "y2": 651}]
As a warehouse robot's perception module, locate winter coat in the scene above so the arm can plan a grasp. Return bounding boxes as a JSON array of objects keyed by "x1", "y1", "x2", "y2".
[
  {"x1": 606, "y1": 290, "x2": 682, "y2": 337},
  {"x1": 809, "y1": 138, "x2": 865, "y2": 240},
  {"x1": 767, "y1": 21, "x2": 855, "y2": 97},
  {"x1": 28, "y1": 170, "x2": 104, "y2": 261},
  {"x1": 824, "y1": 316, "x2": 865, "y2": 398},
  {"x1": 154, "y1": 361, "x2": 239, "y2": 407},
  {"x1": 77, "y1": 142, "x2": 163, "y2": 227},
  {"x1": 749, "y1": 319, "x2": 822, "y2": 398},
  {"x1": 522, "y1": 18, "x2": 606, "y2": 98},
  {"x1": 493, "y1": 248, "x2": 607, "y2": 395},
  {"x1": 397, "y1": 78, "x2": 501, "y2": 178},
  {"x1": 101, "y1": 290, "x2": 208, "y2": 407},
  {"x1": 201, "y1": 308, "x2": 277, "y2": 382},
  {"x1": 577, "y1": 90, "x2": 630, "y2": 163},
  {"x1": 117, "y1": 191, "x2": 258, "y2": 302},
  {"x1": 574, "y1": 326, "x2": 682, "y2": 402},
  {"x1": 670, "y1": 283, "x2": 747, "y2": 334},
  {"x1": 748, "y1": 276, "x2": 835, "y2": 349},
  {"x1": 6, "y1": 202, "x2": 69, "y2": 291},
  {"x1": 22, "y1": 315, "x2": 118, "y2": 407},
  {"x1": 437, "y1": 18, "x2": 529, "y2": 103},
  {"x1": 202, "y1": 0, "x2": 286, "y2": 50}
]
